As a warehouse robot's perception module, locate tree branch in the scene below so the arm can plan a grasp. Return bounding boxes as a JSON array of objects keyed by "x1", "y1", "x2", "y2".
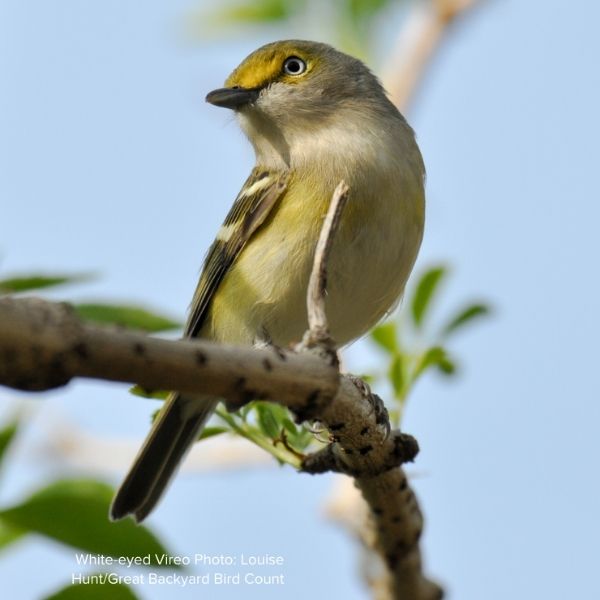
[
  {"x1": 382, "y1": 0, "x2": 483, "y2": 112},
  {"x1": 0, "y1": 298, "x2": 339, "y2": 421},
  {"x1": 0, "y1": 181, "x2": 441, "y2": 599}
]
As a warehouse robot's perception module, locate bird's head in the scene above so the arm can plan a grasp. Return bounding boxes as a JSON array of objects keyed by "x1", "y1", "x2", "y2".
[{"x1": 206, "y1": 40, "x2": 390, "y2": 133}]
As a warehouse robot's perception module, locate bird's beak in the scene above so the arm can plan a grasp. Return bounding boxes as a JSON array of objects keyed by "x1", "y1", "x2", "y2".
[{"x1": 205, "y1": 87, "x2": 259, "y2": 109}]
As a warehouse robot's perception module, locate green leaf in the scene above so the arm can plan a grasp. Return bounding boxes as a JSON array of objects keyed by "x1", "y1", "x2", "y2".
[
  {"x1": 442, "y1": 303, "x2": 491, "y2": 337},
  {"x1": 284, "y1": 421, "x2": 314, "y2": 452},
  {"x1": 129, "y1": 385, "x2": 169, "y2": 400},
  {"x1": 0, "y1": 418, "x2": 25, "y2": 551},
  {"x1": 44, "y1": 578, "x2": 139, "y2": 600},
  {"x1": 0, "y1": 418, "x2": 19, "y2": 473},
  {"x1": 198, "y1": 426, "x2": 228, "y2": 441},
  {"x1": 0, "y1": 518, "x2": 26, "y2": 553},
  {"x1": 436, "y1": 355, "x2": 457, "y2": 376},
  {"x1": 258, "y1": 402, "x2": 288, "y2": 422},
  {"x1": 294, "y1": 430, "x2": 315, "y2": 451},
  {"x1": 347, "y1": 0, "x2": 391, "y2": 21},
  {"x1": 0, "y1": 273, "x2": 93, "y2": 294},
  {"x1": 359, "y1": 373, "x2": 376, "y2": 385},
  {"x1": 281, "y1": 418, "x2": 297, "y2": 436},
  {"x1": 212, "y1": 0, "x2": 292, "y2": 24},
  {"x1": 74, "y1": 303, "x2": 180, "y2": 332},
  {"x1": 388, "y1": 353, "x2": 405, "y2": 399},
  {"x1": 0, "y1": 480, "x2": 175, "y2": 565},
  {"x1": 410, "y1": 266, "x2": 447, "y2": 328},
  {"x1": 414, "y1": 346, "x2": 456, "y2": 379},
  {"x1": 255, "y1": 403, "x2": 281, "y2": 439},
  {"x1": 370, "y1": 322, "x2": 398, "y2": 354}
]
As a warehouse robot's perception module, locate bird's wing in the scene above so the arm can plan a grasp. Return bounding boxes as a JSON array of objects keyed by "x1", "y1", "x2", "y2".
[{"x1": 185, "y1": 168, "x2": 290, "y2": 337}]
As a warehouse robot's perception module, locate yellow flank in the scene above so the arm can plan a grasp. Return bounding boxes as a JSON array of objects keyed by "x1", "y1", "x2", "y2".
[{"x1": 225, "y1": 41, "x2": 318, "y2": 90}]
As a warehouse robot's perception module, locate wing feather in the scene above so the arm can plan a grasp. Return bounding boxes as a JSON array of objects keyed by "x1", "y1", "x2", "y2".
[{"x1": 185, "y1": 168, "x2": 289, "y2": 337}]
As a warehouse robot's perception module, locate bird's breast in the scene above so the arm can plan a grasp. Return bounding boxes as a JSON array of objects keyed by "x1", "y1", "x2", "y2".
[{"x1": 207, "y1": 147, "x2": 424, "y2": 347}]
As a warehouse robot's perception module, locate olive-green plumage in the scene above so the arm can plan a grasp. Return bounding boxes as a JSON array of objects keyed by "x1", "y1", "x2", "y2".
[{"x1": 111, "y1": 40, "x2": 425, "y2": 522}]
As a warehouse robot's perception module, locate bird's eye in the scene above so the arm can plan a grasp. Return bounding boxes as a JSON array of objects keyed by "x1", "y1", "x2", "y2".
[{"x1": 283, "y1": 56, "x2": 306, "y2": 76}]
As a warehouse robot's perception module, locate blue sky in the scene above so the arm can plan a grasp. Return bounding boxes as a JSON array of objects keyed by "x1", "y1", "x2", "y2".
[{"x1": 1, "y1": 1, "x2": 599, "y2": 599}]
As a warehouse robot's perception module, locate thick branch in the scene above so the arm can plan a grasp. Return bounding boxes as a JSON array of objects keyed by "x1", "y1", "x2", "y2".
[
  {"x1": 303, "y1": 377, "x2": 442, "y2": 600},
  {"x1": 0, "y1": 297, "x2": 338, "y2": 419}
]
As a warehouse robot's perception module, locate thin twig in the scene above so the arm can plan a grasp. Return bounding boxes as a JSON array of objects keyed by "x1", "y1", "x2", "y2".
[{"x1": 305, "y1": 180, "x2": 350, "y2": 345}]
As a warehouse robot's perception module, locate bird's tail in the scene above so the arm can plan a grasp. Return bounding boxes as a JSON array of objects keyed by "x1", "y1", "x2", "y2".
[{"x1": 110, "y1": 393, "x2": 218, "y2": 523}]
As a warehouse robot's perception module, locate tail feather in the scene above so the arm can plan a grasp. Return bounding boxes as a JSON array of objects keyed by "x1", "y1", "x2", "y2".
[{"x1": 110, "y1": 393, "x2": 217, "y2": 522}]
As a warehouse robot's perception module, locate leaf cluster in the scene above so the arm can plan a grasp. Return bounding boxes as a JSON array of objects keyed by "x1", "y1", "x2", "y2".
[{"x1": 370, "y1": 265, "x2": 490, "y2": 424}]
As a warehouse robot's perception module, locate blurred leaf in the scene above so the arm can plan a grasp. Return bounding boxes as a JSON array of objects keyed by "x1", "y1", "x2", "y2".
[
  {"x1": 410, "y1": 266, "x2": 447, "y2": 328},
  {"x1": 0, "y1": 418, "x2": 19, "y2": 473},
  {"x1": 0, "y1": 418, "x2": 23, "y2": 551},
  {"x1": 74, "y1": 303, "x2": 180, "y2": 332},
  {"x1": 347, "y1": 0, "x2": 391, "y2": 21},
  {"x1": 281, "y1": 418, "x2": 314, "y2": 451},
  {"x1": 0, "y1": 273, "x2": 93, "y2": 294},
  {"x1": 215, "y1": 407, "x2": 238, "y2": 429},
  {"x1": 370, "y1": 322, "x2": 398, "y2": 354},
  {"x1": 436, "y1": 355, "x2": 457, "y2": 376},
  {"x1": 281, "y1": 418, "x2": 297, "y2": 436},
  {"x1": 129, "y1": 385, "x2": 169, "y2": 400},
  {"x1": 212, "y1": 0, "x2": 293, "y2": 24},
  {"x1": 414, "y1": 346, "x2": 456, "y2": 379},
  {"x1": 388, "y1": 353, "x2": 405, "y2": 399},
  {"x1": 198, "y1": 426, "x2": 228, "y2": 441},
  {"x1": 296, "y1": 430, "x2": 315, "y2": 450},
  {"x1": 442, "y1": 303, "x2": 490, "y2": 337},
  {"x1": 0, "y1": 518, "x2": 26, "y2": 553},
  {"x1": 359, "y1": 373, "x2": 376, "y2": 385},
  {"x1": 290, "y1": 429, "x2": 314, "y2": 452},
  {"x1": 258, "y1": 402, "x2": 288, "y2": 423},
  {"x1": 239, "y1": 402, "x2": 254, "y2": 421},
  {"x1": 0, "y1": 480, "x2": 175, "y2": 565},
  {"x1": 255, "y1": 403, "x2": 280, "y2": 439},
  {"x1": 44, "y1": 578, "x2": 139, "y2": 600}
]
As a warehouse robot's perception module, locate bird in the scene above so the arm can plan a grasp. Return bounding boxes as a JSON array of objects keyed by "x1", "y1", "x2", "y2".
[{"x1": 110, "y1": 40, "x2": 425, "y2": 522}]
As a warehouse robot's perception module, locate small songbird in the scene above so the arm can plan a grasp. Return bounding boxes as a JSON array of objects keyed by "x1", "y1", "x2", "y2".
[{"x1": 110, "y1": 40, "x2": 425, "y2": 522}]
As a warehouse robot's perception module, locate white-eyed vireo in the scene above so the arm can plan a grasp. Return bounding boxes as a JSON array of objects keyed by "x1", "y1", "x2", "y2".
[{"x1": 111, "y1": 40, "x2": 425, "y2": 522}]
